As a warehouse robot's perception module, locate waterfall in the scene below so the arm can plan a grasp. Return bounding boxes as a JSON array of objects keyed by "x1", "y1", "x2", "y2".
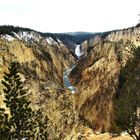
[{"x1": 75, "y1": 45, "x2": 82, "y2": 57}]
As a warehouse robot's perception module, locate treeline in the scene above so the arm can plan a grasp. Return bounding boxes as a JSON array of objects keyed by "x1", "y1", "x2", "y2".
[
  {"x1": 0, "y1": 25, "x2": 33, "y2": 36},
  {"x1": 110, "y1": 46, "x2": 140, "y2": 140},
  {"x1": 0, "y1": 24, "x2": 139, "y2": 45},
  {"x1": 136, "y1": 23, "x2": 140, "y2": 27}
]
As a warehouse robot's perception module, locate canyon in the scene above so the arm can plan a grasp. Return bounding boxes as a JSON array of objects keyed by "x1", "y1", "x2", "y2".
[{"x1": 0, "y1": 25, "x2": 140, "y2": 139}]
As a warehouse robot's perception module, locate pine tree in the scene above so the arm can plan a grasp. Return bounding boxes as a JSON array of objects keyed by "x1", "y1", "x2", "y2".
[
  {"x1": 33, "y1": 110, "x2": 48, "y2": 140},
  {"x1": 110, "y1": 47, "x2": 140, "y2": 140},
  {"x1": 0, "y1": 108, "x2": 10, "y2": 139},
  {"x1": 1, "y1": 62, "x2": 34, "y2": 139}
]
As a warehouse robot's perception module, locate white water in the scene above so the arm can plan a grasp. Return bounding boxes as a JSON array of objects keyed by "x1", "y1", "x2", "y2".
[
  {"x1": 63, "y1": 65, "x2": 76, "y2": 94},
  {"x1": 75, "y1": 45, "x2": 82, "y2": 57}
]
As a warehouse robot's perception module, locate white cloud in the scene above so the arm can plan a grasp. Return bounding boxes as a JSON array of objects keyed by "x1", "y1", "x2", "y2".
[{"x1": 0, "y1": 0, "x2": 139, "y2": 32}]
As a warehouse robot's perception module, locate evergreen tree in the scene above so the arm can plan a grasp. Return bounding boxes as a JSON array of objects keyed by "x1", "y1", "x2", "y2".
[
  {"x1": 110, "y1": 47, "x2": 140, "y2": 140},
  {"x1": 33, "y1": 110, "x2": 48, "y2": 140},
  {"x1": 0, "y1": 108, "x2": 10, "y2": 139},
  {"x1": 1, "y1": 62, "x2": 34, "y2": 139}
]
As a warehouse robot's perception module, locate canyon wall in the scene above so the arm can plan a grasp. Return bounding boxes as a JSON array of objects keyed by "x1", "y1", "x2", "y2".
[
  {"x1": 0, "y1": 27, "x2": 139, "y2": 139},
  {"x1": 70, "y1": 27, "x2": 140, "y2": 131}
]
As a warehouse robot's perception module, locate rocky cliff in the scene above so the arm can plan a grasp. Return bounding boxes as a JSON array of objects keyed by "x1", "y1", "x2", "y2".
[
  {"x1": 0, "y1": 30, "x2": 77, "y2": 109},
  {"x1": 0, "y1": 26, "x2": 140, "y2": 139},
  {"x1": 0, "y1": 30, "x2": 80, "y2": 139},
  {"x1": 70, "y1": 26, "x2": 140, "y2": 132}
]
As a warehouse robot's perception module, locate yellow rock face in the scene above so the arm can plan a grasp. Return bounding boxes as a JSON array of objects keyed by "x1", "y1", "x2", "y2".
[
  {"x1": 70, "y1": 27, "x2": 140, "y2": 132},
  {"x1": 0, "y1": 27, "x2": 139, "y2": 139},
  {"x1": 0, "y1": 32, "x2": 76, "y2": 112}
]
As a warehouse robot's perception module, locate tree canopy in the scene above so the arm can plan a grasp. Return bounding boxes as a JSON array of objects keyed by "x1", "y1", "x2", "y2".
[{"x1": 110, "y1": 47, "x2": 140, "y2": 140}]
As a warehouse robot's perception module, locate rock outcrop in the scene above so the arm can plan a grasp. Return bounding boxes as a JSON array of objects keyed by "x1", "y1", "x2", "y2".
[
  {"x1": 0, "y1": 30, "x2": 79, "y2": 139},
  {"x1": 0, "y1": 26, "x2": 140, "y2": 139},
  {"x1": 69, "y1": 26, "x2": 140, "y2": 132},
  {"x1": 0, "y1": 30, "x2": 76, "y2": 108}
]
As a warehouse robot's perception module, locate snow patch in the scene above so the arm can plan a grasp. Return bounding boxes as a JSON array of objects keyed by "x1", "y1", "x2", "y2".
[
  {"x1": 57, "y1": 38, "x2": 61, "y2": 43},
  {"x1": 46, "y1": 37, "x2": 58, "y2": 45},
  {"x1": 17, "y1": 31, "x2": 41, "y2": 42},
  {"x1": 46, "y1": 37, "x2": 54, "y2": 45},
  {"x1": 2, "y1": 34, "x2": 14, "y2": 41},
  {"x1": 13, "y1": 32, "x2": 22, "y2": 40}
]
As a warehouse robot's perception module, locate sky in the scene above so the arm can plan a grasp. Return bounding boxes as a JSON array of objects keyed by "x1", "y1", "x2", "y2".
[{"x1": 0, "y1": 0, "x2": 140, "y2": 33}]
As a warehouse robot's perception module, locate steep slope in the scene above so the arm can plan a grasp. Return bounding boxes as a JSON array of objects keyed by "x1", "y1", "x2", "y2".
[
  {"x1": 0, "y1": 26, "x2": 140, "y2": 139},
  {"x1": 48, "y1": 32, "x2": 96, "y2": 53},
  {"x1": 0, "y1": 30, "x2": 80, "y2": 139},
  {"x1": 0, "y1": 30, "x2": 76, "y2": 107},
  {"x1": 69, "y1": 26, "x2": 140, "y2": 132}
]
